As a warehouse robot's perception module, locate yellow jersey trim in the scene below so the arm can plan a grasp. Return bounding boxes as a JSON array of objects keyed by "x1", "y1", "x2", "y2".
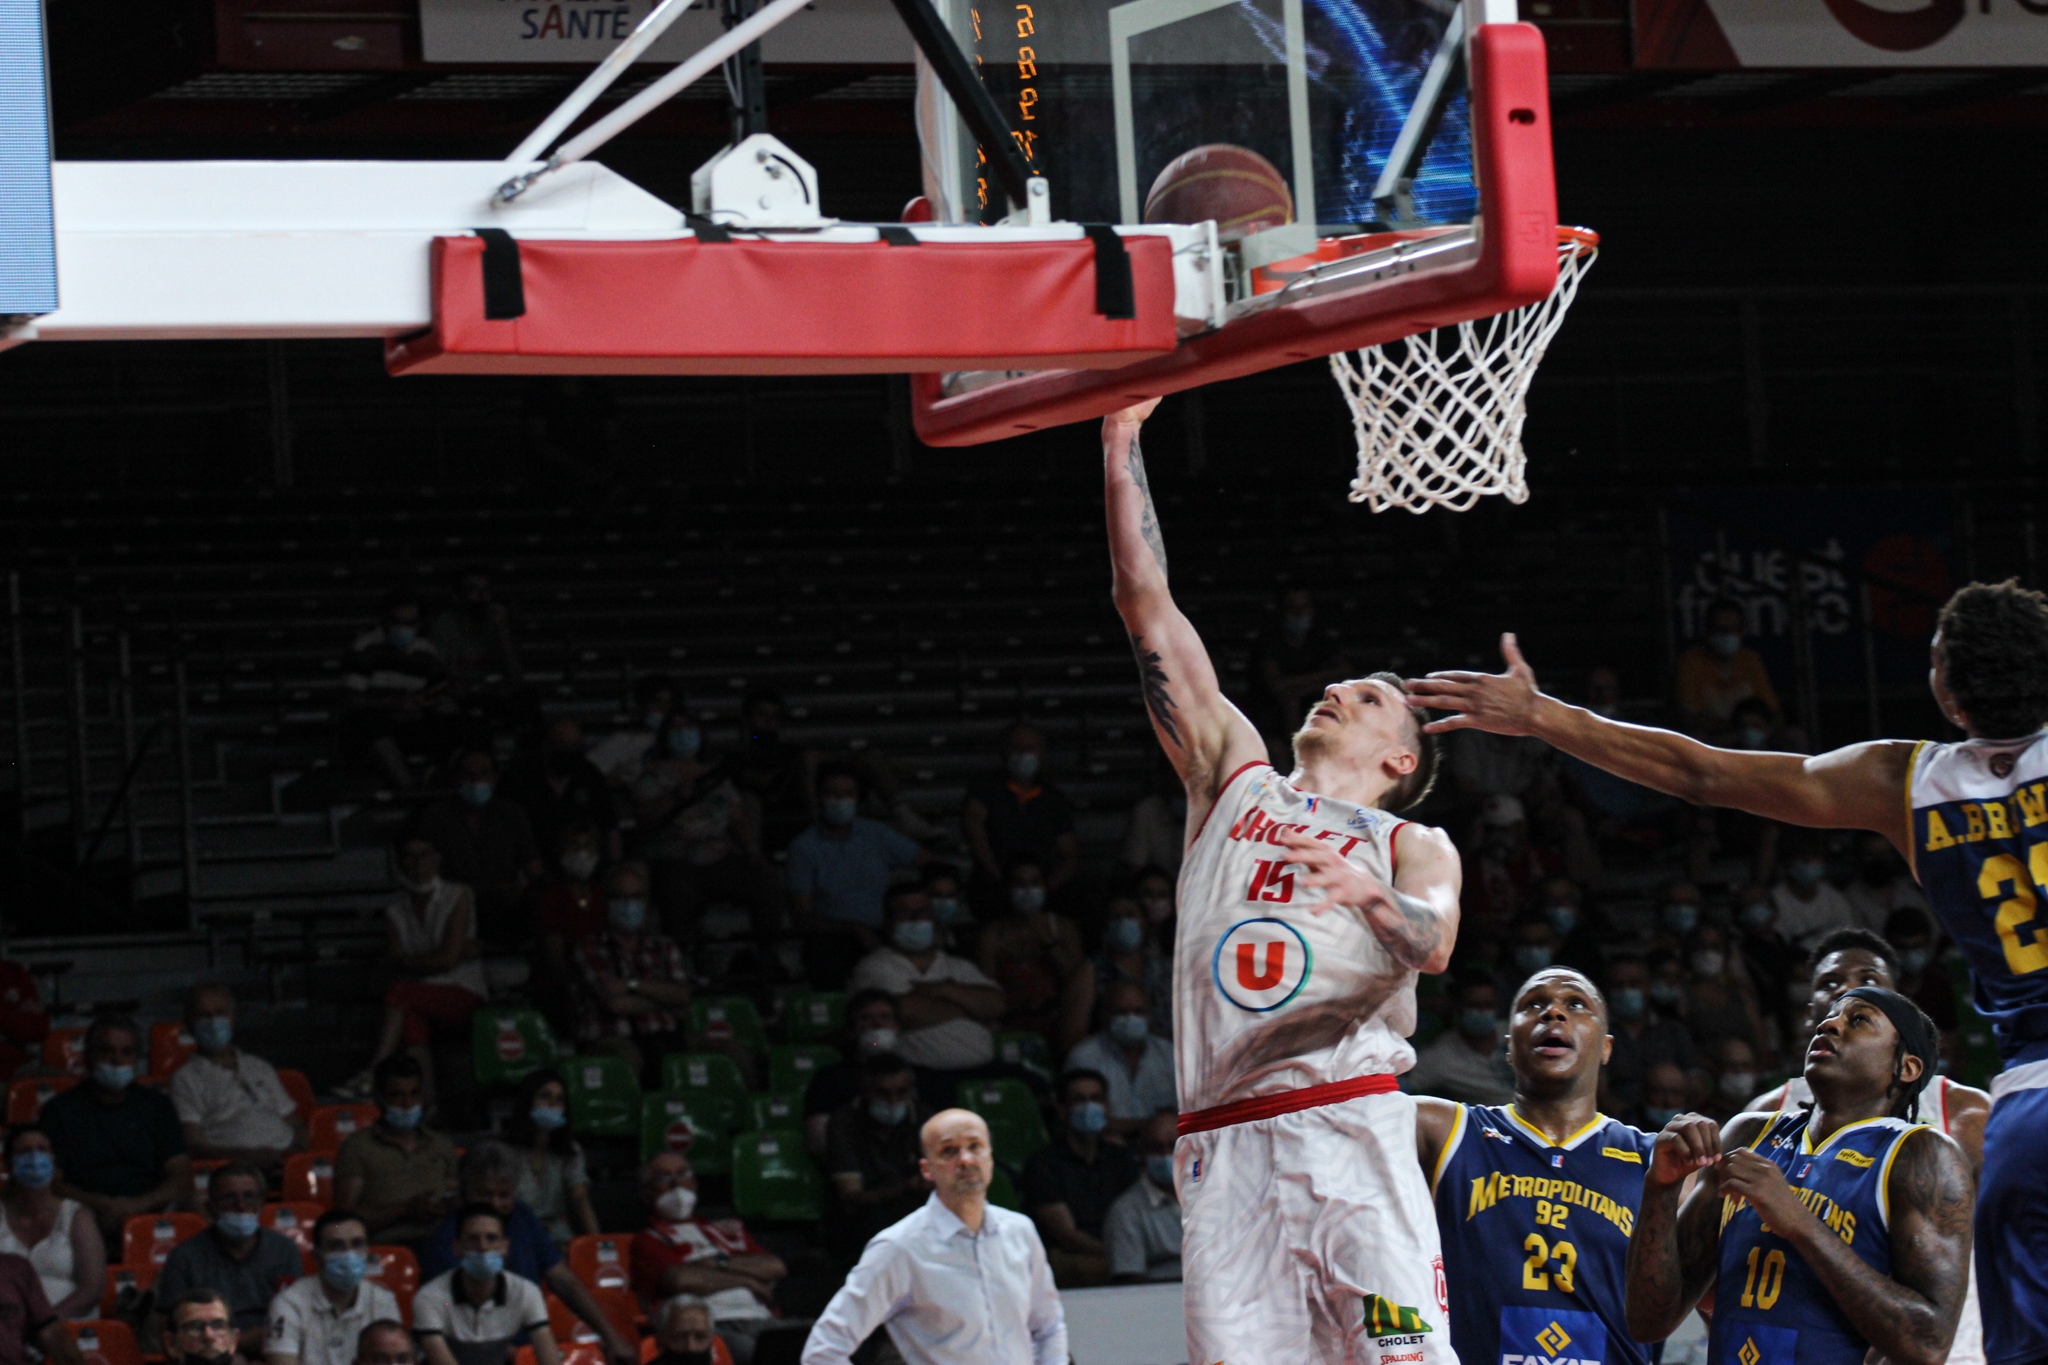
[
  {"x1": 1507, "y1": 1105, "x2": 1608, "y2": 1152},
  {"x1": 1431, "y1": 1105, "x2": 1468, "y2": 1198},
  {"x1": 1904, "y1": 739, "x2": 1930, "y2": 878},
  {"x1": 1876, "y1": 1124, "x2": 1933, "y2": 1230},
  {"x1": 1800, "y1": 1115, "x2": 1897, "y2": 1157}
]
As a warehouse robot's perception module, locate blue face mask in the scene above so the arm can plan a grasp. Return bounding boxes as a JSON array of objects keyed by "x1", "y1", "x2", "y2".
[
  {"x1": 1545, "y1": 905, "x2": 1577, "y2": 937},
  {"x1": 821, "y1": 796, "x2": 859, "y2": 827},
  {"x1": 1514, "y1": 945, "x2": 1552, "y2": 973},
  {"x1": 608, "y1": 898, "x2": 648, "y2": 932},
  {"x1": 1145, "y1": 1154, "x2": 1175, "y2": 1187},
  {"x1": 216, "y1": 1211, "x2": 260, "y2": 1242},
  {"x1": 892, "y1": 920, "x2": 935, "y2": 953},
  {"x1": 868, "y1": 1099, "x2": 910, "y2": 1127},
  {"x1": 1899, "y1": 948, "x2": 1931, "y2": 975},
  {"x1": 321, "y1": 1250, "x2": 368, "y2": 1292},
  {"x1": 530, "y1": 1106, "x2": 567, "y2": 1131},
  {"x1": 1663, "y1": 903, "x2": 1698, "y2": 935},
  {"x1": 193, "y1": 1017, "x2": 233, "y2": 1052},
  {"x1": 387, "y1": 625, "x2": 417, "y2": 649},
  {"x1": 1739, "y1": 900, "x2": 1775, "y2": 929},
  {"x1": 930, "y1": 896, "x2": 963, "y2": 925},
  {"x1": 459, "y1": 1250, "x2": 505, "y2": 1281},
  {"x1": 1068, "y1": 1101, "x2": 1108, "y2": 1136},
  {"x1": 1646, "y1": 1106, "x2": 1681, "y2": 1128},
  {"x1": 459, "y1": 781, "x2": 494, "y2": 807},
  {"x1": 1458, "y1": 1009, "x2": 1498, "y2": 1040},
  {"x1": 1105, "y1": 918, "x2": 1145, "y2": 953},
  {"x1": 1108, "y1": 1013, "x2": 1151, "y2": 1046},
  {"x1": 666, "y1": 727, "x2": 701, "y2": 759},
  {"x1": 1610, "y1": 988, "x2": 1646, "y2": 1022},
  {"x1": 382, "y1": 1104, "x2": 423, "y2": 1132},
  {"x1": 9, "y1": 1152, "x2": 52, "y2": 1190},
  {"x1": 1789, "y1": 859, "x2": 1827, "y2": 888},
  {"x1": 93, "y1": 1063, "x2": 135, "y2": 1091}
]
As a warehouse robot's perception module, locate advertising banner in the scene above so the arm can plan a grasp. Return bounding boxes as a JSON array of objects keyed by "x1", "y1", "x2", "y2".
[
  {"x1": 1634, "y1": 0, "x2": 2048, "y2": 68},
  {"x1": 420, "y1": 0, "x2": 912, "y2": 64}
]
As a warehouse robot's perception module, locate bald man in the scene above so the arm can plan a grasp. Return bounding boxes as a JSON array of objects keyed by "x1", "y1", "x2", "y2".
[{"x1": 802, "y1": 1110, "x2": 1065, "y2": 1365}]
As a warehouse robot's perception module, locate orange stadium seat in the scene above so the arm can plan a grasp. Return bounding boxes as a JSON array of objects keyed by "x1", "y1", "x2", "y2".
[
  {"x1": 6, "y1": 1076, "x2": 75, "y2": 1124},
  {"x1": 282, "y1": 1152, "x2": 335, "y2": 1206},
  {"x1": 148, "y1": 1022, "x2": 196, "y2": 1076},
  {"x1": 307, "y1": 1103, "x2": 378, "y2": 1153},
  {"x1": 546, "y1": 1288, "x2": 638, "y2": 1346},
  {"x1": 67, "y1": 1320, "x2": 144, "y2": 1365},
  {"x1": 98, "y1": 1265, "x2": 147, "y2": 1318},
  {"x1": 367, "y1": 1245, "x2": 419, "y2": 1319},
  {"x1": 276, "y1": 1068, "x2": 315, "y2": 1123},
  {"x1": 263, "y1": 1202, "x2": 324, "y2": 1270},
  {"x1": 190, "y1": 1159, "x2": 228, "y2": 1200},
  {"x1": 566, "y1": 1234, "x2": 632, "y2": 1294},
  {"x1": 41, "y1": 1028, "x2": 85, "y2": 1076},
  {"x1": 121, "y1": 1213, "x2": 205, "y2": 1274}
]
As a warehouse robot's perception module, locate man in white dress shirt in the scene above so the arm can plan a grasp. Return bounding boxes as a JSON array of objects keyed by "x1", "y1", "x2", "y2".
[{"x1": 801, "y1": 1109, "x2": 1066, "y2": 1365}]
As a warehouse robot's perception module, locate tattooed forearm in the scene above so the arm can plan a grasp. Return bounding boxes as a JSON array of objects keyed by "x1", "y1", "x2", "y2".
[
  {"x1": 1359, "y1": 888, "x2": 1447, "y2": 969},
  {"x1": 1625, "y1": 1176, "x2": 1707, "y2": 1341},
  {"x1": 1127, "y1": 434, "x2": 1169, "y2": 576},
  {"x1": 1129, "y1": 633, "x2": 1183, "y2": 749}
]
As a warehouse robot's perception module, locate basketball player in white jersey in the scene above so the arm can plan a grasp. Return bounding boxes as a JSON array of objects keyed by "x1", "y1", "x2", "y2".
[
  {"x1": 1744, "y1": 927, "x2": 1989, "y2": 1365},
  {"x1": 1102, "y1": 401, "x2": 1463, "y2": 1364}
]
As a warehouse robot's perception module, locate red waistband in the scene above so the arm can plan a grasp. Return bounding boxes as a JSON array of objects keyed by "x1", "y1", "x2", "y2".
[{"x1": 1176, "y1": 1073, "x2": 1399, "y2": 1137}]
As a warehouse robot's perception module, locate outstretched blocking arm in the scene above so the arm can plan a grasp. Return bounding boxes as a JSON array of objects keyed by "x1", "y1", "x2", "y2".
[
  {"x1": 1406, "y1": 635, "x2": 1915, "y2": 856},
  {"x1": 1104, "y1": 404, "x2": 1267, "y2": 815}
]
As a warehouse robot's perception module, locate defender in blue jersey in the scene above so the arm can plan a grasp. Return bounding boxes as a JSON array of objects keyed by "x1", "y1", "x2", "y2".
[
  {"x1": 1623, "y1": 988, "x2": 1973, "y2": 1365},
  {"x1": 1409, "y1": 581, "x2": 2048, "y2": 1365},
  {"x1": 1417, "y1": 968, "x2": 1661, "y2": 1365}
]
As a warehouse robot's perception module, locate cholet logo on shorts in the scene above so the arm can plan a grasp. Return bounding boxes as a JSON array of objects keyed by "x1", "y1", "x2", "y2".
[{"x1": 1213, "y1": 917, "x2": 1313, "y2": 1011}]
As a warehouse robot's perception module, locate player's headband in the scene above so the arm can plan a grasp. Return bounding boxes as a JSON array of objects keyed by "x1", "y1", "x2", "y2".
[{"x1": 1835, "y1": 986, "x2": 1937, "y2": 1114}]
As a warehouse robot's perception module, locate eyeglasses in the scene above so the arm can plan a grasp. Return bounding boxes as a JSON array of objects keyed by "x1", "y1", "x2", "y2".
[{"x1": 177, "y1": 1321, "x2": 236, "y2": 1338}]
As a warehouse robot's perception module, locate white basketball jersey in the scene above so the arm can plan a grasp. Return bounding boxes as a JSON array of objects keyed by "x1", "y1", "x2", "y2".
[{"x1": 1174, "y1": 761, "x2": 1424, "y2": 1112}]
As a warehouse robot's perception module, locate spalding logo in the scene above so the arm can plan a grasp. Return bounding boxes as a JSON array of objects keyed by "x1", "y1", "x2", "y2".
[
  {"x1": 1821, "y1": 0, "x2": 1964, "y2": 51},
  {"x1": 1213, "y1": 917, "x2": 1313, "y2": 1012}
]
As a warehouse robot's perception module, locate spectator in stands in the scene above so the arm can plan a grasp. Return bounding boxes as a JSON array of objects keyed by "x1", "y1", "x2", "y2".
[
  {"x1": 721, "y1": 689, "x2": 813, "y2": 855},
  {"x1": 1734, "y1": 881, "x2": 1803, "y2": 1034},
  {"x1": 1460, "y1": 795, "x2": 1549, "y2": 937},
  {"x1": 786, "y1": 764, "x2": 926, "y2": 941},
  {"x1": 332, "y1": 1054, "x2": 459, "y2": 1247},
  {"x1": 342, "y1": 588, "x2": 453, "y2": 794},
  {"x1": 0, "y1": 1126, "x2": 102, "y2": 1319},
  {"x1": 1448, "y1": 727, "x2": 1550, "y2": 805},
  {"x1": 417, "y1": 1144, "x2": 633, "y2": 1365},
  {"x1": 1247, "y1": 587, "x2": 1349, "y2": 741},
  {"x1": 427, "y1": 573, "x2": 521, "y2": 693},
  {"x1": 413, "y1": 1204, "x2": 559, "y2": 1365},
  {"x1": 502, "y1": 1071, "x2": 597, "y2": 1245},
  {"x1": 1073, "y1": 893, "x2": 1172, "y2": 1046},
  {"x1": 1681, "y1": 923, "x2": 1771, "y2": 1063},
  {"x1": 1535, "y1": 877, "x2": 1601, "y2": 979},
  {"x1": 1558, "y1": 667, "x2": 1676, "y2": 833},
  {"x1": 43, "y1": 1014, "x2": 188, "y2": 1239},
  {"x1": 0, "y1": 957, "x2": 49, "y2": 1080},
  {"x1": 1675, "y1": 599, "x2": 1780, "y2": 735},
  {"x1": 1847, "y1": 832, "x2": 1930, "y2": 935},
  {"x1": 0, "y1": 1245, "x2": 83, "y2": 1365},
  {"x1": 161, "y1": 1287, "x2": 252, "y2": 1365},
  {"x1": 421, "y1": 751, "x2": 544, "y2": 942},
  {"x1": 1767, "y1": 831, "x2": 1856, "y2": 950},
  {"x1": 1599, "y1": 956, "x2": 1696, "y2": 1128},
  {"x1": 823, "y1": 1052, "x2": 929, "y2": 1254},
  {"x1": 588, "y1": 676, "x2": 676, "y2": 788},
  {"x1": 962, "y1": 724, "x2": 1078, "y2": 905},
  {"x1": 802, "y1": 991, "x2": 902, "y2": 1159},
  {"x1": 1120, "y1": 756, "x2": 1186, "y2": 880},
  {"x1": 924, "y1": 866, "x2": 975, "y2": 956},
  {"x1": 1885, "y1": 909, "x2": 1959, "y2": 1049},
  {"x1": 648, "y1": 1297, "x2": 720, "y2": 1365},
  {"x1": 629, "y1": 1153, "x2": 787, "y2": 1365},
  {"x1": 1643, "y1": 1061, "x2": 1691, "y2": 1129},
  {"x1": 1405, "y1": 974, "x2": 1512, "y2": 1105},
  {"x1": 172, "y1": 984, "x2": 307, "y2": 1172},
  {"x1": 1063, "y1": 981, "x2": 1174, "y2": 1139},
  {"x1": 527, "y1": 822, "x2": 606, "y2": 1036},
  {"x1": 571, "y1": 861, "x2": 692, "y2": 1084},
  {"x1": 1704, "y1": 1038, "x2": 1761, "y2": 1123},
  {"x1": 338, "y1": 834, "x2": 486, "y2": 1102},
  {"x1": 265, "y1": 1210, "x2": 401, "y2": 1365},
  {"x1": 1103, "y1": 1112, "x2": 1181, "y2": 1284},
  {"x1": 848, "y1": 888, "x2": 1003, "y2": 1075},
  {"x1": 1022, "y1": 1069, "x2": 1139, "y2": 1289},
  {"x1": 1498, "y1": 917, "x2": 1560, "y2": 1005},
  {"x1": 499, "y1": 720, "x2": 618, "y2": 863},
  {"x1": 633, "y1": 706, "x2": 761, "y2": 938},
  {"x1": 348, "y1": 1322, "x2": 414, "y2": 1365},
  {"x1": 978, "y1": 856, "x2": 1088, "y2": 1050},
  {"x1": 152, "y1": 1163, "x2": 302, "y2": 1360}
]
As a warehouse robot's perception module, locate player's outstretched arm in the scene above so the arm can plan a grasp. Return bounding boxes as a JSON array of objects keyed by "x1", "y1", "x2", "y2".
[
  {"x1": 1103, "y1": 403, "x2": 1266, "y2": 811},
  {"x1": 1405, "y1": 634, "x2": 1915, "y2": 854},
  {"x1": 1720, "y1": 1128, "x2": 1972, "y2": 1365},
  {"x1": 1277, "y1": 825, "x2": 1460, "y2": 973},
  {"x1": 1626, "y1": 1112, "x2": 1735, "y2": 1342}
]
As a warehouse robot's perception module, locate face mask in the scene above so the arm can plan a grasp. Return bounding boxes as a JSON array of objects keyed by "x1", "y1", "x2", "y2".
[
  {"x1": 1649, "y1": 981, "x2": 1683, "y2": 1008},
  {"x1": 560, "y1": 850, "x2": 599, "y2": 881},
  {"x1": 1739, "y1": 900, "x2": 1774, "y2": 929},
  {"x1": 892, "y1": 920, "x2": 935, "y2": 952},
  {"x1": 821, "y1": 796, "x2": 858, "y2": 826},
  {"x1": 381, "y1": 1104, "x2": 422, "y2": 1131},
  {"x1": 459, "y1": 781, "x2": 494, "y2": 807},
  {"x1": 1457, "y1": 1009, "x2": 1498, "y2": 1040},
  {"x1": 1899, "y1": 948, "x2": 1931, "y2": 975},
  {"x1": 930, "y1": 896, "x2": 963, "y2": 924},
  {"x1": 1010, "y1": 886, "x2": 1046, "y2": 914},
  {"x1": 1663, "y1": 903, "x2": 1698, "y2": 935},
  {"x1": 1789, "y1": 859, "x2": 1827, "y2": 888},
  {"x1": 1282, "y1": 612, "x2": 1314, "y2": 637},
  {"x1": 1109, "y1": 1012, "x2": 1151, "y2": 1046},
  {"x1": 387, "y1": 625, "x2": 417, "y2": 649},
  {"x1": 9, "y1": 1151, "x2": 52, "y2": 1190},
  {"x1": 868, "y1": 1099, "x2": 910, "y2": 1127},
  {"x1": 93, "y1": 1063, "x2": 135, "y2": 1091},
  {"x1": 1141, "y1": 895, "x2": 1173, "y2": 923},
  {"x1": 1737, "y1": 726, "x2": 1770, "y2": 750},
  {"x1": 1718, "y1": 1071, "x2": 1757, "y2": 1100},
  {"x1": 1545, "y1": 905, "x2": 1577, "y2": 937},
  {"x1": 320, "y1": 1250, "x2": 368, "y2": 1293},
  {"x1": 459, "y1": 1250, "x2": 504, "y2": 1281},
  {"x1": 655, "y1": 1186, "x2": 697, "y2": 1222},
  {"x1": 1006, "y1": 752, "x2": 1040, "y2": 782},
  {"x1": 661, "y1": 1352, "x2": 712, "y2": 1365},
  {"x1": 401, "y1": 874, "x2": 441, "y2": 896},
  {"x1": 1068, "y1": 1101, "x2": 1108, "y2": 1136},
  {"x1": 216, "y1": 1211, "x2": 260, "y2": 1242},
  {"x1": 530, "y1": 1106, "x2": 567, "y2": 1131},
  {"x1": 857, "y1": 1027, "x2": 900, "y2": 1056},
  {"x1": 193, "y1": 1016, "x2": 233, "y2": 1051},
  {"x1": 1646, "y1": 1105, "x2": 1681, "y2": 1128},
  {"x1": 1707, "y1": 632, "x2": 1742, "y2": 659},
  {"x1": 1105, "y1": 918, "x2": 1145, "y2": 953},
  {"x1": 666, "y1": 726, "x2": 702, "y2": 759},
  {"x1": 643, "y1": 710, "x2": 668, "y2": 732},
  {"x1": 1610, "y1": 988, "x2": 1645, "y2": 1022},
  {"x1": 1145, "y1": 1154, "x2": 1175, "y2": 1187},
  {"x1": 608, "y1": 898, "x2": 648, "y2": 932},
  {"x1": 1690, "y1": 951, "x2": 1725, "y2": 980},
  {"x1": 1514, "y1": 945, "x2": 1552, "y2": 973}
]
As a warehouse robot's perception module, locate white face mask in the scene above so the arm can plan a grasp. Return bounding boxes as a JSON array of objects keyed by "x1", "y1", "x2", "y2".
[
  {"x1": 857, "y1": 1027, "x2": 900, "y2": 1056},
  {"x1": 655, "y1": 1185, "x2": 697, "y2": 1222},
  {"x1": 560, "y1": 850, "x2": 600, "y2": 881}
]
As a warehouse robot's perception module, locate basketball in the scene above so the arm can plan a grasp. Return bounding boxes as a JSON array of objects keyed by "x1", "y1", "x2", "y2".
[{"x1": 1142, "y1": 144, "x2": 1294, "y2": 242}]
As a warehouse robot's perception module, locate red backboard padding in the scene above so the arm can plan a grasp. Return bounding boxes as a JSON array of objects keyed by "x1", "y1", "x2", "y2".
[
  {"x1": 909, "y1": 22, "x2": 1562, "y2": 446},
  {"x1": 386, "y1": 233, "x2": 1179, "y2": 377}
]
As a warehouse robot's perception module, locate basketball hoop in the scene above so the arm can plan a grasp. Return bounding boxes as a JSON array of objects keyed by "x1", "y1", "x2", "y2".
[{"x1": 1330, "y1": 225, "x2": 1598, "y2": 515}]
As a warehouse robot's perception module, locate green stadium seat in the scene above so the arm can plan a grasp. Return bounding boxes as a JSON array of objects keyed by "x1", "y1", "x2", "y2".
[
  {"x1": 992, "y1": 1031, "x2": 1053, "y2": 1083},
  {"x1": 748, "y1": 1093, "x2": 803, "y2": 1132},
  {"x1": 640, "y1": 1092, "x2": 731, "y2": 1176},
  {"x1": 472, "y1": 1010, "x2": 560, "y2": 1089},
  {"x1": 690, "y1": 997, "x2": 769, "y2": 1059},
  {"x1": 782, "y1": 992, "x2": 846, "y2": 1044},
  {"x1": 564, "y1": 1055, "x2": 641, "y2": 1137},
  {"x1": 659, "y1": 1053, "x2": 751, "y2": 1129},
  {"x1": 731, "y1": 1130, "x2": 823, "y2": 1222},
  {"x1": 987, "y1": 1164, "x2": 1022, "y2": 1212},
  {"x1": 956, "y1": 1078, "x2": 1048, "y2": 1165},
  {"x1": 767, "y1": 1045, "x2": 841, "y2": 1097}
]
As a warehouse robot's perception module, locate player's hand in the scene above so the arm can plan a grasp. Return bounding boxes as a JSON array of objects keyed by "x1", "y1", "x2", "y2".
[
  {"x1": 1104, "y1": 398, "x2": 1163, "y2": 428},
  {"x1": 1404, "y1": 633, "x2": 1544, "y2": 736},
  {"x1": 1647, "y1": 1113, "x2": 1721, "y2": 1187},
  {"x1": 1718, "y1": 1148, "x2": 1802, "y2": 1225},
  {"x1": 1275, "y1": 830, "x2": 1382, "y2": 915}
]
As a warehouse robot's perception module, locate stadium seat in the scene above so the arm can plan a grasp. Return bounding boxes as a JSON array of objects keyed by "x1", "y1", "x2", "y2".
[
  {"x1": 639, "y1": 1092, "x2": 727, "y2": 1176},
  {"x1": 659, "y1": 1053, "x2": 749, "y2": 1128},
  {"x1": 6, "y1": 1076, "x2": 75, "y2": 1124},
  {"x1": 993, "y1": 1031, "x2": 1054, "y2": 1083},
  {"x1": 731, "y1": 1130, "x2": 823, "y2": 1222},
  {"x1": 780, "y1": 992, "x2": 845, "y2": 1044},
  {"x1": 566, "y1": 1234, "x2": 632, "y2": 1294},
  {"x1": 547, "y1": 1287, "x2": 638, "y2": 1346},
  {"x1": 307, "y1": 1103, "x2": 379, "y2": 1152},
  {"x1": 190, "y1": 1158, "x2": 227, "y2": 1200},
  {"x1": 563, "y1": 1055, "x2": 641, "y2": 1137},
  {"x1": 121, "y1": 1213, "x2": 205, "y2": 1274},
  {"x1": 473, "y1": 1009, "x2": 560, "y2": 1088},
  {"x1": 689, "y1": 996, "x2": 768, "y2": 1058},
  {"x1": 638, "y1": 1335, "x2": 733, "y2": 1365},
  {"x1": 99, "y1": 1265, "x2": 147, "y2": 1317},
  {"x1": 367, "y1": 1245, "x2": 419, "y2": 1319},
  {"x1": 67, "y1": 1320, "x2": 144, "y2": 1365},
  {"x1": 282, "y1": 1152, "x2": 335, "y2": 1206},
  {"x1": 276, "y1": 1068, "x2": 315, "y2": 1123},
  {"x1": 262, "y1": 1202, "x2": 324, "y2": 1270},
  {"x1": 522, "y1": 1348, "x2": 609, "y2": 1365},
  {"x1": 766, "y1": 1045, "x2": 839, "y2": 1097},
  {"x1": 148, "y1": 1022, "x2": 197, "y2": 1076},
  {"x1": 987, "y1": 1164, "x2": 1022, "y2": 1212},
  {"x1": 747, "y1": 1093, "x2": 801, "y2": 1132},
  {"x1": 41, "y1": 1028, "x2": 85, "y2": 1076},
  {"x1": 957, "y1": 1078, "x2": 1048, "y2": 1165}
]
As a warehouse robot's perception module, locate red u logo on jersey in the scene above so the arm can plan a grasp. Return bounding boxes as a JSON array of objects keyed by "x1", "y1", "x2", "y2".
[
  {"x1": 1237, "y1": 942, "x2": 1285, "y2": 990},
  {"x1": 1214, "y1": 918, "x2": 1313, "y2": 1012}
]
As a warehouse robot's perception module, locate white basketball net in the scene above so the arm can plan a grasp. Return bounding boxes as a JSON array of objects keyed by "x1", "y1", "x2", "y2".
[{"x1": 1330, "y1": 232, "x2": 1598, "y2": 514}]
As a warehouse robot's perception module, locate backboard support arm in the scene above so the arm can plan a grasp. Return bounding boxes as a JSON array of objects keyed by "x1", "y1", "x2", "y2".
[{"x1": 1369, "y1": 4, "x2": 1464, "y2": 228}]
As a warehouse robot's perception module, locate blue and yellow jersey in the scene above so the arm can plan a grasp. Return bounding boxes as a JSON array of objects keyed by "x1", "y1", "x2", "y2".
[
  {"x1": 1908, "y1": 733, "x2": 2048, "y2": 1057},
  {"x1": 1432, "y1": 1104, "x2": 1662, "y2": 1365},
  {"x1": 1712, "y1": 1108, "x2": 1929, "y2": 1365}
]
